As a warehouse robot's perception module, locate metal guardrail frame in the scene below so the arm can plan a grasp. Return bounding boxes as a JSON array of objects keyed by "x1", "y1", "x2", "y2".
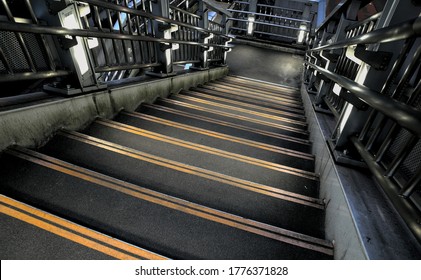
[
  {"x1": 228, "y1": 0, "x2": 315, "y2": 44},
  {"x1": 0, "y1": 0, "x2": 231, "y2": 95},
  {"x1": 304, "y1": 0, "x2": 421, "y2": 242}
]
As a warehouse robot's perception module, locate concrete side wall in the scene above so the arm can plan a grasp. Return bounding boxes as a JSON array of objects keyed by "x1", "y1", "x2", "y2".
[
  {"x1": 0, "y1": 67, "x2": 228, "y2": 151},
  {"x1": 301, "y1": 84, "x2": 367, "y2": 260}
]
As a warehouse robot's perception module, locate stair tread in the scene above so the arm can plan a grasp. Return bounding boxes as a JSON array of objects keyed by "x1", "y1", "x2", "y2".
[
  {"x1": 190, "y1": 87, "x2": 306, "y2": 121},
  {"x1": 0, "y1": 194, "x2": 164, "y2": 260},
  {"x1": 84, "y1": 120, "x2": 318, "y2": 193},
  {"x1": 200, "y1": 84, "x2": 304, "y2": 112},
  {"x1": 0, "y1": 204, "x2": 115, "y2": 260},
  {"x1": 117, "y1": 110, "x2": 314, "y2": 169},
  {"x1": 222, "y1": 76, "x2": 301, "y2": 95},
  {"x1": 0, "y1": 151, "x2": 331, "y2": 259},
  {"x1": 157, "y1": 98, "x2": 310, "y2": 139},
  {"x1": 168, "y1": 95, "x2": 307, "y2": 130},
  {"x1": 180, "y1": 90, "x2": 308, "y2": 129},
  {"x1": 35, "y1": 133, "x2": 325, "y2": 238},
  {"x1": 139, "y1": 103, "x2": 311, "y2": 150},
  {"x1": 210, "y1": 80, "x2": 303, "y2": 103}
]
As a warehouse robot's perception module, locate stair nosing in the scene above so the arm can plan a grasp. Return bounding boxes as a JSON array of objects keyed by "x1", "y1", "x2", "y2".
[
  {"x1": 122, "y1": 110, "x2": 314, "y2": 160},
  {"x1": 161, "y1": 97, "x2": 310, "y2": 137},
  {"x1": 96, "y1": 117, "x2": 317, "y2": 178},
  {"x1": 58, "y1": 130, "x2": 322, "y2": 206},
  {"x1": 8, "y1": 147, "x2": 333, "y2": 255}
]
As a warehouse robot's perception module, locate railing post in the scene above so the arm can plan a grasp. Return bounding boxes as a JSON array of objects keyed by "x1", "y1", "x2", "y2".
[
  {"x1": 193, "y1": 0, "x2": 210, "y2": 70},
  {"x1": 44, "y1": 0, "x2": 102, "y2": 95},
  {"x1": 247, "y1": 0, "x2": 257, "y2": 36},
  {"x1": 148, "y1": 0, "x2": 176, "y2": 77},
  {"x1": 332, "y1": 0, "x2": 421, "y2": 149},
  {"x1": 313, "y1": 3, "x2": 359, "y2": 107},
  {"x1": 297, "y1": 3, "x2": 311, "y2": 45}
]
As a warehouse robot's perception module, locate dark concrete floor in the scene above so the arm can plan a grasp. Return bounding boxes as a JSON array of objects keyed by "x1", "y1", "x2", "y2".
[{"x1": 226, "y1": 44, "x2": 304, "y2": 88}]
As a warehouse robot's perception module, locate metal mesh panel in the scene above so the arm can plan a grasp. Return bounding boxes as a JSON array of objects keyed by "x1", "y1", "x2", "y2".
[
  {"x1": 22, "y1": 33, "x2": 49, "y2": 71},
  {"x1": 384, "y1": 128, "x2": 421, "y2": 181},
  {"x1": 0, "y1": 31, "x2": 30, "y2": 72}
]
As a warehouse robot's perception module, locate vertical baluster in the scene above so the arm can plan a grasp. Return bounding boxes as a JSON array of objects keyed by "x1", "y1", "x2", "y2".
[
  {"x1": 124, "y1": 0, "x2": 137, "y2": 64},
  {"x1": 0, "y1": 46, "x2": 13, "y2": 74},
  {"x1": 359, "y1": 38, "x2": 416, "y2": 141},
  {"x1": 375, "y1": 122, "x2": 399, "y2": 162},
  {"x1": 23, "y1": 0, "x2": 56, "y2": 71},
  {"x1": 93, "y1": 6, "x2": 110, "y2": 68},
  {"x1": 365, "y1": 115, "x2": 387, "y2": 151},
  {"x1": 117, "y1": 11, "x2": 130, "y2": 64},
  {"x1": 400, "y1": 167, "x2": 421, "y2": 198},
  {"x1": 106, "y1": 9, "x2": 122, "y2": 65},
  {"x1": 80, "y1": 14, "x2": 99, "y2": 68},
  {"x1": 131, "y1": 1, "x2": 145, "y2": 64}
]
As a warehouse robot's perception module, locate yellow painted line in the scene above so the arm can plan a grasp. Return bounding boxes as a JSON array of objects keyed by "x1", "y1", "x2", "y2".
[
  {"x1": 182, "y1": 90, "x2": 307, "y2": 125},
  {"x1": 144, "y1": 103, "x2": 311, "y2": 145},
  {"x1": 96, "y1": 118, "x2": 317, "y2": 179},
  {"x1": 205, "y1": 83, "x2": 303, "y2": 107},
  {"x1": 160, "y1": 98, "x2": 309, "y2": 136},
  {"x1": 0, "y1": 204, "x2": 138, "y2": 260},
  {"x1": 60, "y1": 131, "x2": 322, "y2": 207},
  {"x1": 212, "y1": 80, "x2": 302, "y2": 102},
  {"x1": 190, "y1": 87, "x2": 306, "y2": 120},
  {"x1": 218, "y1": 79, "x2": 301, "y2": 97},
  {"x1": 222, "y1": 76, "x2": 300, "y2": 95},
  {"x1": 0, "y1": 195, "x2": 168, "y2": 260},
  {"x1": 211, "y1": 79, "x2": 301, "y2": 97},
  {"x1": 200, "y1": 84, "x2": 304, "y2": 114},
  {"x1": 11, "y1": 147, "x2": 330, "y2": 249},
  {"x1": 122, "y1": 111, "x2": 314, "y2": 160},
  {"x1": 7, "y1": 149, "x2": 333, "y2": 255},
  {"x1": 174, "y1": 94, "x2": 307, "y2": 129}
]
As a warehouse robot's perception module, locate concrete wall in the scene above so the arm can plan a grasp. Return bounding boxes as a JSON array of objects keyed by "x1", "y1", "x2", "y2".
[{"x1": 0, "y1": 67, "x2": 228, "y2": 152}]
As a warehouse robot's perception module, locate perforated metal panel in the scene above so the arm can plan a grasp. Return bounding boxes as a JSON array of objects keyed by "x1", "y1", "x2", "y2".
[
  {"x1": 0, "y1": 31, "x2": 30, "y2": 72},
  {"x1": 22, "y1": 33, "x2": 49, "y2": 71}
]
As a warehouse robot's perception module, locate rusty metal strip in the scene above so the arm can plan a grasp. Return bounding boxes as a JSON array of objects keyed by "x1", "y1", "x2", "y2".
[
  {"x1": 7, "y1": 148, "x2": 333, "y2": 255},
  {"x1": 160, "y1": 98, "x2": 309, "y2": 136},
  {"x1": 143, "y1": 103, "x2": 311, "y2": 146},
  {"x1": 181, "y1": 90, "x2": 308, "y2": 126},
  {"x1": 96, "y1": 118, "x2": 317, "y2": 179},
  {"x1": 121, "y1": 111, "x2": 314, "y2": 160}
]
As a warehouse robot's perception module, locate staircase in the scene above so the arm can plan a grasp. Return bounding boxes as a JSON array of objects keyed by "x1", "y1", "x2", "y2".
[{"x1": 0, "y1": 76, "x2": 333, "y2": 259}]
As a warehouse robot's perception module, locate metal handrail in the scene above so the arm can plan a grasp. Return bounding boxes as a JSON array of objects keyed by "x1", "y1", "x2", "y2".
[
  {"x1": 228, "y1": 17, "x2": 309, "y2": 32},
  {"x1": 0, "y1": 22, "x2": 229, "y2": 49},
  {"x1": 310, "y1": 17, "x2": 421, "y2": 52},
  {"x1": 257, "y1": 3, "x2": 309, "y2": 14},
  {"x1": 204, "y1": 0, "x2": 232, "y2": 17},
  {"x1": 306, "y1": 62, "x2": 421, "y2": 138},
  {"x1": 80, "y1": 0, "x2": 229, "y2": 39},
  {"x1": 227, "y1": 9, "x2": 311, "y2": 23},
  {"x1": 344, "y1": 12, "x2": 382, "y2": 32},
  {"x1": 170, "y1": 5, "x2": 201, "y2": 19},
  {"x1": 315, "y1": 0, "x2": 373, "y2": 33}
]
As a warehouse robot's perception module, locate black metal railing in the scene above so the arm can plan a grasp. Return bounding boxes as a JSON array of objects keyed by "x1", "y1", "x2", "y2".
[
  {"x1": 170, "y1": 5, "x2": 201, "y2": 65},
  {"x1": 228, "y1": 0, "x2": 316, "y2": 44},
  {"x1": 0, "y1": 0, "x2": 231, "y2": 95},
  {"x1": 0, "y1": 0, "x2": 70, "y2": 86},
  {"x1": 322, "y1": 13, "x2": 381, "y2": 117},
  {"x1": 305, "y1": 9, "x2": 421, "y2": 242}
]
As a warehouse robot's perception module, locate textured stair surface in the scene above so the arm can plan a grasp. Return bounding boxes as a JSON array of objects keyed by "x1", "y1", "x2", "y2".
[{"x1": 0, "y1": 76, "x2": 333, "y2": 260}]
